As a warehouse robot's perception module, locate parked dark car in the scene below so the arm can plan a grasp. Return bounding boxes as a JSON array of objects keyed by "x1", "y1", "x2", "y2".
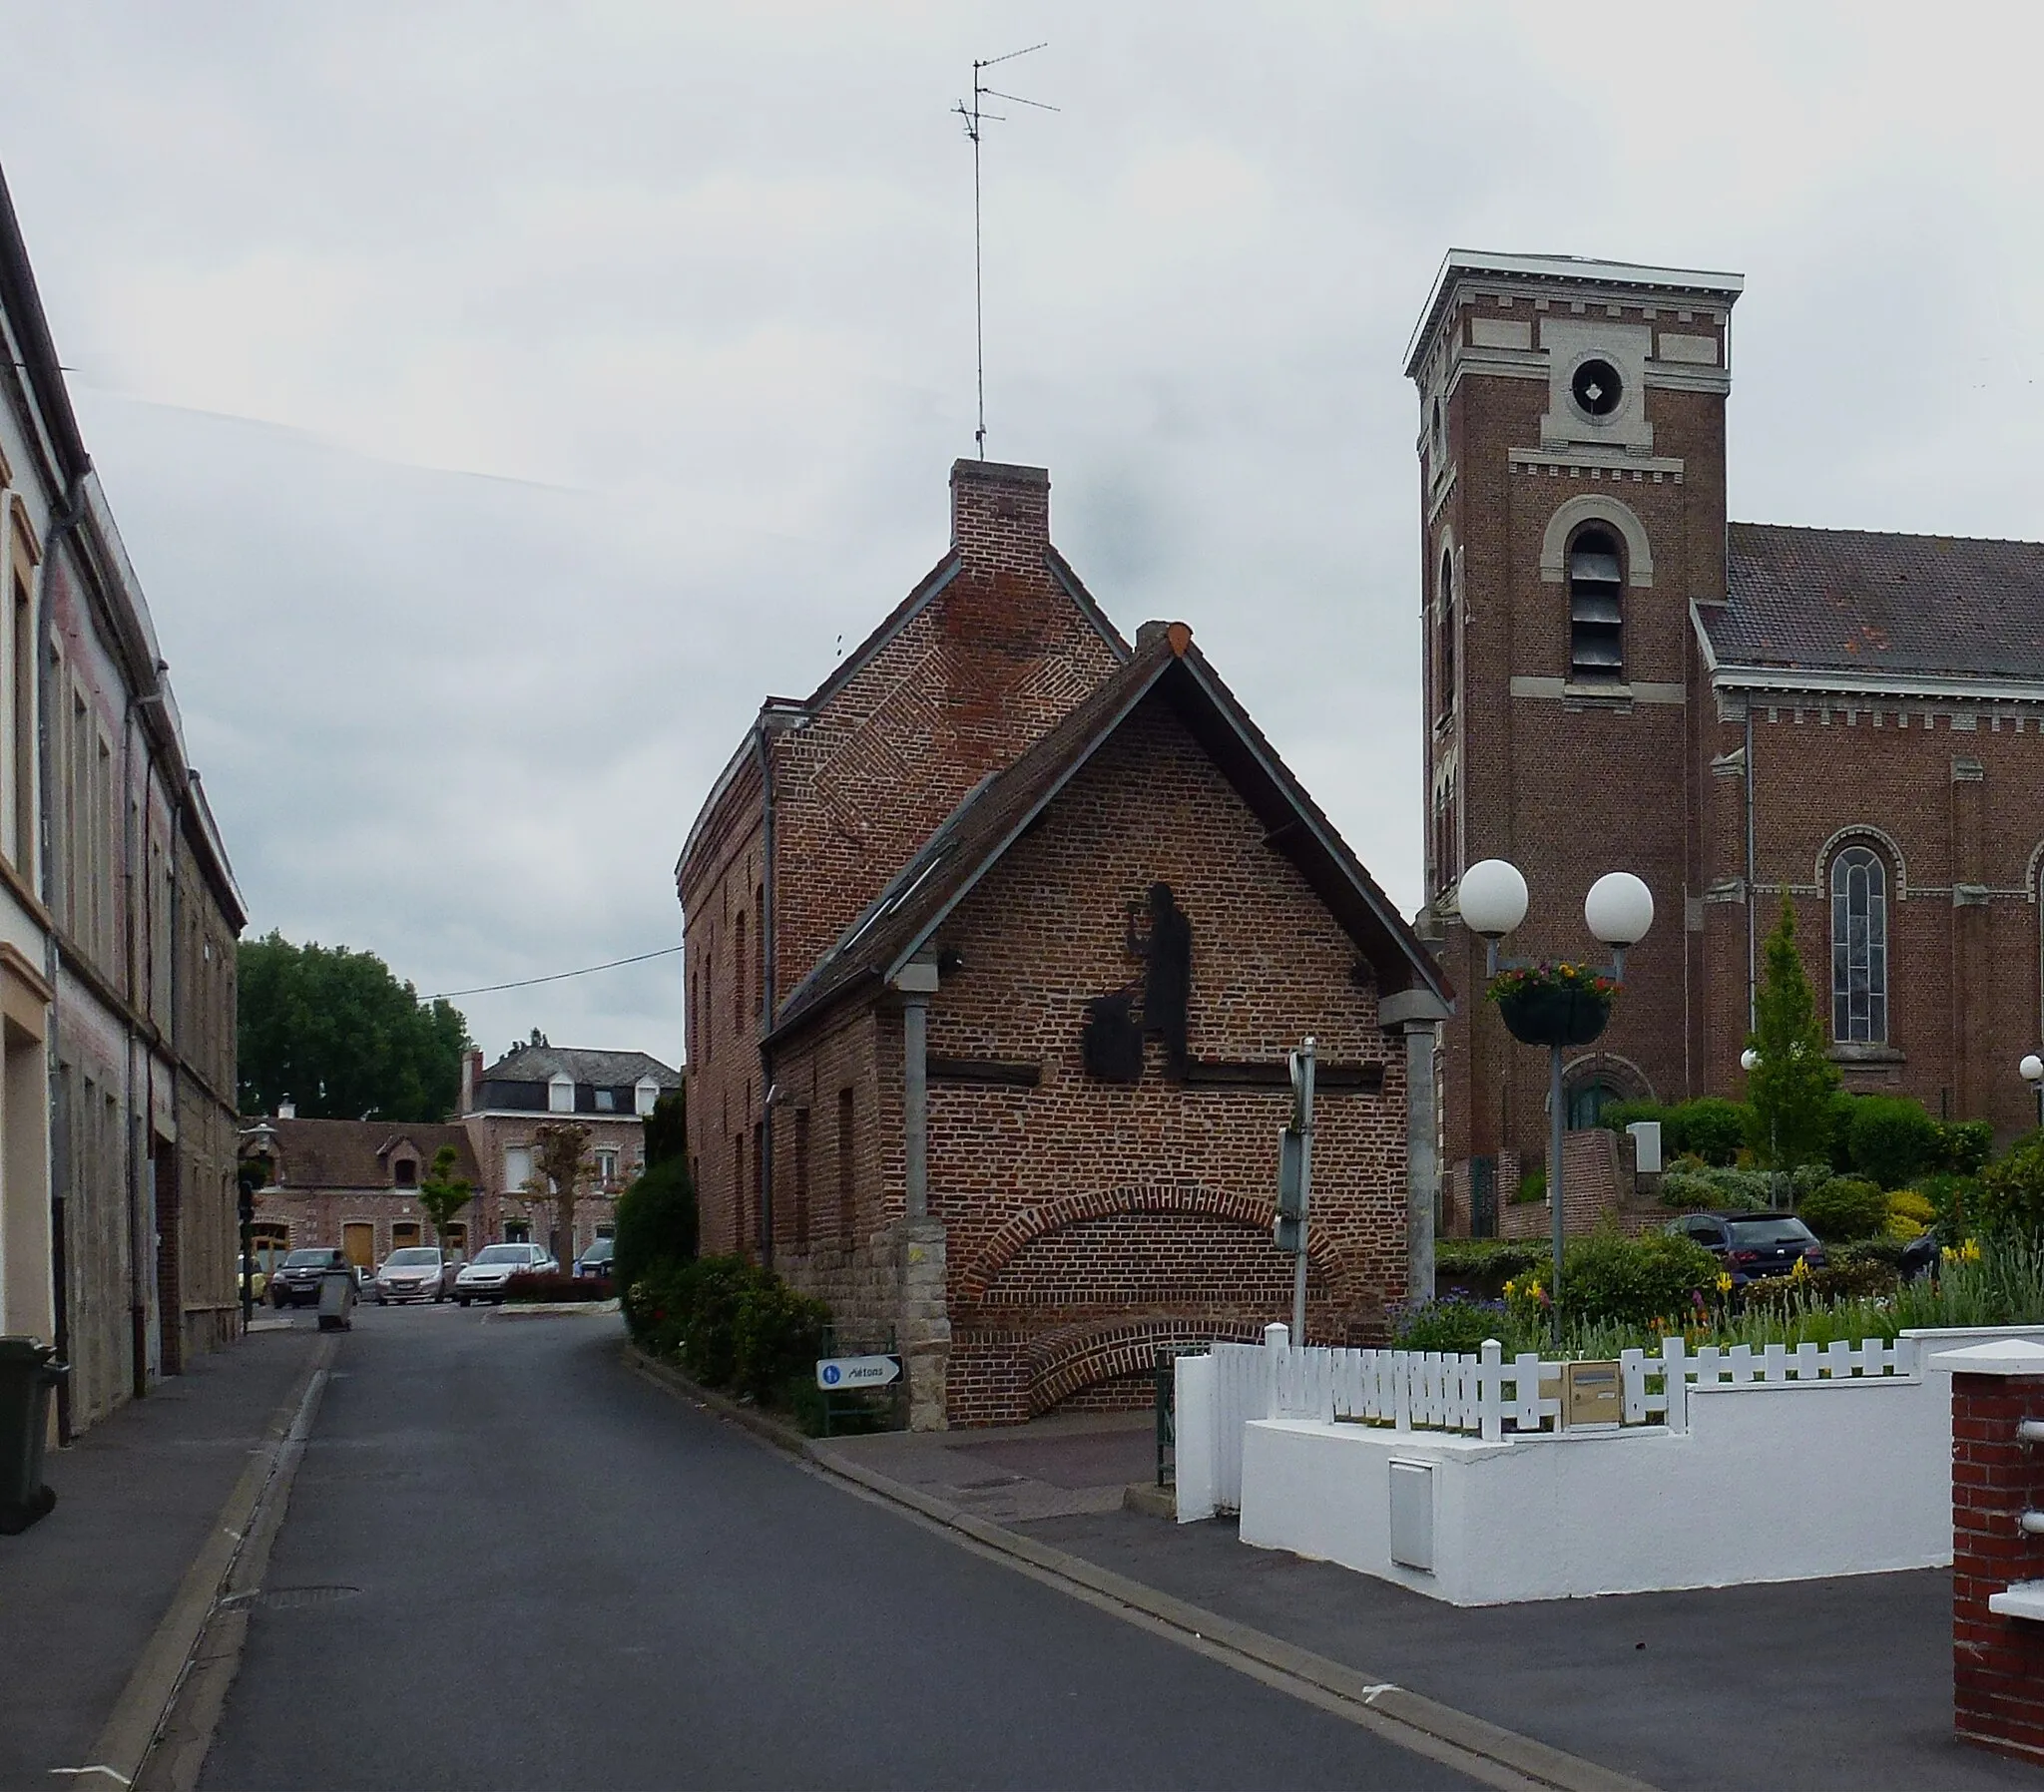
[
  {"x1": 575, "y1": 1237, "x2": 615, "y2": 1279},
  {"x1": 1666, "y1": 1212, "x2": 1826, "y2": 1285},
  {"x1": 271, "y1": 1247, "x2": 352, "y2": 1308}
]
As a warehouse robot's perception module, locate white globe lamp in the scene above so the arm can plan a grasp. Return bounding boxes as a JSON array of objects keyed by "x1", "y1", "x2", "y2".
[
  {"x1": 1457, "y1": 859, "x2": 1529, "y2": 940},
  {"x1": 2022, "y1": 1054, "x2": 2044, "y2": 1086},
  {"x1": 1585, "y1": 872, "x2": 1655, "y2": 949},
  {"x1": 1740, "y1": 1048, "x2": 1761, "y2": 1074}
]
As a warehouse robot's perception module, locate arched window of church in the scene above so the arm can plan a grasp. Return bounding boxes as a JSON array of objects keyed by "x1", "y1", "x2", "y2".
[
  {"x1": 1830, "y1": 844, "x2": 1889, "y2": 1044},
  {"x1": 1567, "y1": 528, "x2": 1624, "y2": 683},
  {"x1": 1439, "y1": 549, "x2": 1455, "y2": 711}
]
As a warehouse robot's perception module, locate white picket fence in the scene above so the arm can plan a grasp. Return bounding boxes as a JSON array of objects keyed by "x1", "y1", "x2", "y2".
[{"x1": 1199, "y1": 1324, "x2": 1919, "y2": 1514}]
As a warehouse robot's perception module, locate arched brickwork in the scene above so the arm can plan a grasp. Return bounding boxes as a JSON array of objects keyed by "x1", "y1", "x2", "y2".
[
  {"x1": 956, "y1": 1183, "x2": 1346, "y2": 1302},
  {"x1": 1024, "y1": 1315, "x2": 1269, "y2": 1417}
]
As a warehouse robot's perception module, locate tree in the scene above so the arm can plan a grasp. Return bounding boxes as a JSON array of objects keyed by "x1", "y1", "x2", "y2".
[
  {"x1": 528, "y1": 1121, "x2": 592, "y2": 1270},
  {"x1": 417, "y1": 1145, "x2": 474, "y2": 1255},
  {"x1": 238, "y1": 932, "x2": 471, "y2": 1121},
  {"x1": 612, "y1": 1157, "x2": 698, "y2": 1295},
  {"x1": 1746, "y1": 893, "x2": 1841, "y2": 1166},
  {"x1": 644, "y1": 1087, "x2": 687, "y2": 1167}
]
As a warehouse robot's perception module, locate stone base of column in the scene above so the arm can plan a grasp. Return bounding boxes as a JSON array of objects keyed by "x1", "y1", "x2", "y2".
[{"x1": 895, "y1": 1216, "x2": 951, "y2": 1432}]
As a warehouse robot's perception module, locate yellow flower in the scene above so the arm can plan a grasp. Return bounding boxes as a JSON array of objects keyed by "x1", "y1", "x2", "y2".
[
  {"x1": 1790, "y1": 1255, "x2": 1809, "y2": 1280},
  {"x1": 1963, "y1": 1238, "x2": 1983, "y2": 1264},
  {"x1": 1716, "y1": 1271, "x2": 1734, "y2": 1294}
]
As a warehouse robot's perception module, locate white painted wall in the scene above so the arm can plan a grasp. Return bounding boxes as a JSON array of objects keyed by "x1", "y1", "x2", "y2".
[{"x1": 1214, "y1": 1326, "x2": 2044, "y2": 1604}]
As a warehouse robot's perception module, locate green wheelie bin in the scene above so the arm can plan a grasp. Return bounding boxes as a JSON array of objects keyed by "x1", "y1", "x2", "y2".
[{"x1": 0, "y1": 1337, "x2": 67, "y2": 1535}]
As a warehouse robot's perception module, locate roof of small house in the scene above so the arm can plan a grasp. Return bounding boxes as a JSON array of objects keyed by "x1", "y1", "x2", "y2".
[
  {"x1": 248, "y1": 1118, "x2": 479, "y2": 1192},
  {"x1": 767, "y1": 622, "x2": 1452, "y2": 1041},
  {"x1": 478, "y1": 1045, "x2": 681, "y2": 1090},
  {"x1": 1704, "y1": 523, "x2": 2044, "y2": 690}
]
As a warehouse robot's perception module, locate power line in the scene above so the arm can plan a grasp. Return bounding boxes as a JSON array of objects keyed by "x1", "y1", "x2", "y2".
[{"x1": 424, "y1": 945, "x2": 682, "y2": 1001}]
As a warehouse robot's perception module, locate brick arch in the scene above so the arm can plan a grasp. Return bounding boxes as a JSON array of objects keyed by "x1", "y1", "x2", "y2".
[
  {"x1": 956, "y1": 1183, "x2": 1345, "y2": 1302},
  {"x1": 1538, "y1": 493, "x2": 1654, "y2": 588},
  {"x1": 1025, "y1": 1316, "x2": 1269, "y2": 1418},
  {"x1": 1814, "y1": 824, "x2": 1908, "y2": 901}
]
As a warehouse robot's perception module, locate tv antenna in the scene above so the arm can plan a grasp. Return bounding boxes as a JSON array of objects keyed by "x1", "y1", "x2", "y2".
[{"x1": 954, "y1": 44, "x2": 1057, "y2": 459}]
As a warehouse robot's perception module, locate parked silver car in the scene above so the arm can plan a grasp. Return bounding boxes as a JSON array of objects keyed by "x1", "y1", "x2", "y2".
[
  {"x1": 453, "y1": 1242, "x2": 553, "y2": 1305},
  {"x1": 373, "y1": 1246, "x2": 453, "y2": 1304}
]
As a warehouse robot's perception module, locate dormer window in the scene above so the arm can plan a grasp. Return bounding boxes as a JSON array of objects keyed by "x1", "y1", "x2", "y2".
[
  {"x1": 393, "y1": 1158, "x2": 417, "y2": 1187},
  {"x1": 635, "y1": 1078, "x2": 660, "y2": 1117},
  {"x1": 548, "y1": 1074, "x2": 575, "y2": 1114},
  {"x1": 1568, "y1": 529, "x2": 1625, "y2": 683}
]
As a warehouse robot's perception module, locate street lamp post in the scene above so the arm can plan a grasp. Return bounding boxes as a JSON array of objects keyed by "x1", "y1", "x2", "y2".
[
  {"x1": 2021, "y1": 1054, "x2": 2044, "y2": 1132},
  {"x1": 1738, "y1": 1048, "x2": 1785, "y2": 1209},
  {"x1": 1459, "y1": 859, "x2": 1655, "y2": 1343}
]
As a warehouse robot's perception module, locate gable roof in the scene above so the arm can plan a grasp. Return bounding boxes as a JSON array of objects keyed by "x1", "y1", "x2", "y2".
[
  {"x1": 253, "y1": 1118, "x2": 479, "y2": 1192},
  {"x1": 478, "y1": 1044, "x2": 680, "y2": 1090},
  {"x1": 1703, "y1": 523, "x2": 2044, "y2": 694},
  {"x1": 769, "y1": 623, "x2": 1450, "y2": 1042}
]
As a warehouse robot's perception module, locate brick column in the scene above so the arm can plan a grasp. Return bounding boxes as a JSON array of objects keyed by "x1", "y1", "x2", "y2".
[{"x1": 1937, "y1": 1339, "x2": 2044, "y2": 1764}]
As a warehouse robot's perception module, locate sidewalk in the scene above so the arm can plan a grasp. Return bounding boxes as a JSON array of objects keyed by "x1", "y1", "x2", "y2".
[
  {"x1": 0, "y1": 1323, "x2": 318, "y2": 1786},
  {"x1": 818, "y1": 1409, "x2": 2039, "y2": 1792}
]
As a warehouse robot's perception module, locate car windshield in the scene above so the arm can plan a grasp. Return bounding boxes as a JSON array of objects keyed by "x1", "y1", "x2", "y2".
[
  {"x1": 383, "y1": 1248, "x2": 440, "y2": 1267},
  {"x1": 473, "y1": 1244, "x2": 530, "y2": 1265},
  {"x1": 1730, "y1": 1218, "x2": 1816, "y2": 1246},
  {"x1": 283, "y1": 1249, "x2": 332, "y2": 1267}
]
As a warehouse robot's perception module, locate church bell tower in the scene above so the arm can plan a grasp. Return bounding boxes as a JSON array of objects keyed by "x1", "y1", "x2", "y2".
[{"x1": 1406, "y1": 250, "x2": 1744, "y2": 1217}]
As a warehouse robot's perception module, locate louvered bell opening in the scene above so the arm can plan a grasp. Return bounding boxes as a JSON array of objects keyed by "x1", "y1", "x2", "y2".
[
  {"x1": 1570, "y1": 548, "x2": 1622, "y2": 585},
  {"x1": 1570, "y1": 592, "x2": 1622, "y2": 625},
  {"x1": 1571, "y1": 623, "x2": 1624, "y2": 677}
]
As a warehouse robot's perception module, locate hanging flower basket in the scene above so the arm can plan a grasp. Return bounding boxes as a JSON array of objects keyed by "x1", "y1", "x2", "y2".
[{"x1": 1487, "y1": 962, "x2": 1617, "y2": 1049}]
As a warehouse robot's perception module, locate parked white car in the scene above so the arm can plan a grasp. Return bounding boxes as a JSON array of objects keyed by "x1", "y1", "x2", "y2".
[
  {"x1": 453, "y1": 1242, "x2": 553, "y2": 1305},
  {"x1": 373, "y1": 1246, "x2": 454, "y2": 1304}
]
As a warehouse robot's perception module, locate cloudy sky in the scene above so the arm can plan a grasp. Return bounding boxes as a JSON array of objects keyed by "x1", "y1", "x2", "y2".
[{"x1": 5, "y1": 3, "x2": 2042, "y2": 1064}]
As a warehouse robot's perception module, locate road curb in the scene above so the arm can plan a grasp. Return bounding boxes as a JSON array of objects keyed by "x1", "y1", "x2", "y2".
[
  {"x1": 74, "y1": 1334, "x2": 337, "y2": 1792},
  {"x1": 622, "y1": 1339, "x2": 1655, "y2": 1792},
  {"x1": 621, "y1": 1344, "x2": 813, "y2": 1457}
]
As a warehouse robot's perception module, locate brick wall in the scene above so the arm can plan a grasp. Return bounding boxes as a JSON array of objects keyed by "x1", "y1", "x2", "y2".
[
  {"x1": 766, "y1": 691, "x2": 1410, "y2": 1424},
  {"x1": 681, "y1": 461, "x2": 1123, "y2": 1266},
  {"x1": 1951, "y1": 1370, "x2": 2044, "y2": 1763}
]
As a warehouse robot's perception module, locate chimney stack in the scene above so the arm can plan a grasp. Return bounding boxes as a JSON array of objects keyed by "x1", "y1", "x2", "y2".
[
  {"x1": 950, "y1": 459, "x2": 1050, "y2": 575},
  {"x1": 459, "y1": 1049, "x2": 483, "y2": 1118}
]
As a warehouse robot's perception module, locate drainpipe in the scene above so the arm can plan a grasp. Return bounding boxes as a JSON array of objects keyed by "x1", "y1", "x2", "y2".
[
  {"x1": 35, "y1": 478, "x2": 86, "y2": 1432},
  {"x1": 1744, "y1": 704, "x2": 1758, "y2": 1034},
  {"x1": 893, "y1": 962, "x2": 939, "y2": 1219},
  {"x1": 755, "y1": 718, "x2": 774, "y2": 1267}
]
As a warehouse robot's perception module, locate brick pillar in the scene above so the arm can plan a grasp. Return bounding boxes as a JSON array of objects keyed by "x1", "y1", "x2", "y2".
[{"x1": 1940, "y1": 1339, "x2": 2044, "y2": 1763}]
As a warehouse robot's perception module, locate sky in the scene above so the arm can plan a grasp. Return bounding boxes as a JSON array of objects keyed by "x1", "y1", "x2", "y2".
[{"x1": 6, "y1": 2, "x2": 2044, "y2": 1066}]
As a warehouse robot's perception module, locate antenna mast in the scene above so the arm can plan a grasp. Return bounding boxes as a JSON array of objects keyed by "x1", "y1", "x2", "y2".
[{"x1": 954, "y1": 44, "x2": 1056, "y2": 460}]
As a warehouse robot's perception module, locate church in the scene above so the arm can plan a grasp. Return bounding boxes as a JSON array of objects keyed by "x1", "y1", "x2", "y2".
[{"x1": 1408, "y1": 250, "x2": 2044, "y2": 1226}]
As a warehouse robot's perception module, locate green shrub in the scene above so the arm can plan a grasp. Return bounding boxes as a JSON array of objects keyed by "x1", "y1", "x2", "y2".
[
  {"x1": 1937, "y1": 1120, "x2": 1994, "y2": 1176},
  {"x1": 1394, "y1": 1297, "x2": 1515, "y2": 1354},
  {"x1": 624, "y1": 1258, "x2": 695, "y2": 1360},
  {"x1": 1847, "y1": 1096, "x2": 1942, "y2": 1188},
  {"x1": 731, "y1": 1278, "x2": 832, "y2": 1402},
  {"x1": 1824, "y1": 1092, "x2": 1861, "y2": 1172},
  {"x1": 1977, "y1": 1137, "x2": 2044, "y2": 1240},
  {"x1": 1433, "y1": 1239, "x2": 1544, "y2": 1278},
  {"x1": 1794, "y1": 1175, "x2": 1890, "y2": 1242},
  {"x1": 1670, "y1": 1098, "x2": 1749, "y2": 1166},
  {"x1": 1828, "y1": 1236, "x2": 1908, "y2": 1270},
  {"x1": 1557, "y1": 1230, "x2": 1720, "y2": 1329},
  {"x1": 1913, "y1": 1171, "x2": 1983, "y2": 1235},
  {"x1": 612, "y1": 1156, "x2": 699, "y2": 1299},
  {"x1": 1658, "y1": 1163, "x2": 1771, "y2": 1212},
  {"x1": 678, "y1": 1255, "x2": 772, "y2": 1387}
]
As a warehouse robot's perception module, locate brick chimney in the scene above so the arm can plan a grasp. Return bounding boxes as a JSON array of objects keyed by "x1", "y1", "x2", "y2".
[
  {"x1": 459, "y1": 1049, "x2": 483, "y2": 1117},
  {"x1": 950, "y1": 459, "x2": 1050, "y2": 574}
]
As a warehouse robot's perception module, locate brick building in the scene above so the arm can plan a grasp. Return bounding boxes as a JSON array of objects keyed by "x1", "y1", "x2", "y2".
[
  {"x1": 678, "y1": 460, "x2": 1449, "y2": 1427},
  {"x1": 1407, "y1": 250, "x2": 2044, "y2": 1225},
  {"x1": 244, "y1": 1041, "x2": 680, "y2": 1271}
]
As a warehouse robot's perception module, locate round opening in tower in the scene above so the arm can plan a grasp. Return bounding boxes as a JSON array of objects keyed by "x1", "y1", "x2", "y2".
[{"x1": 1571, "y1": 358, "x2": 1623, "y2": 418}]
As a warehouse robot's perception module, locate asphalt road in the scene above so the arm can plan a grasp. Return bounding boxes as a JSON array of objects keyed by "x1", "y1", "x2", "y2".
[{"x1": 199, "y1": 1306, "x2": 1477, "y2": 1791}]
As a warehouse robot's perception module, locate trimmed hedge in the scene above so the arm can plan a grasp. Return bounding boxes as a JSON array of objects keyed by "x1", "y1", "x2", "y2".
[
  {"x1": 1847, "y1": 1097, "x2": 1942, "y2": 1189},
  {"x1": 1794, "y1": 1176, "x2": 1889, "y2": 1243},
  {"x1": 622, "y1": 1254, "x2": 832, "y2": 1406},
  {"x1": 1558, "y1": 1230, "x2": 1719, "y2": 1329}
]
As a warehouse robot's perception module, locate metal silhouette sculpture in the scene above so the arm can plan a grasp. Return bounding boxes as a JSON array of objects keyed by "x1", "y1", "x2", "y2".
[{"x1": 1081, "y1": 882, "x2": 1193, "y2": 1084}]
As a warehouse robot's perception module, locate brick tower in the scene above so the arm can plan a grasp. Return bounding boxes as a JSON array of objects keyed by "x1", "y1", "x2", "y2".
[{"x1": 1406, "y1": 251, "x2": 1745, "y2": 1215}]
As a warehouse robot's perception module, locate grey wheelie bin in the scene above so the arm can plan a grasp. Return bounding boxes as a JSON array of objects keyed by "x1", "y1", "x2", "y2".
[
  {"x1": 0, "y1": 1337, "x2": 67, "y2": 1535},
  {"x1": 316, "y1": 1263, "x2": 357, "y2": 1331}
]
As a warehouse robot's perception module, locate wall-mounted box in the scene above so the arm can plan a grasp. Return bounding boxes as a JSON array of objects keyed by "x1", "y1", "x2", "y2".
[
  {"x1": 1389, "y1": 1460, "x2": 1435, "y2": 1570},
  {"x1": 1562, "y1": 1360, "x2": 1622, "y2": 1430}
]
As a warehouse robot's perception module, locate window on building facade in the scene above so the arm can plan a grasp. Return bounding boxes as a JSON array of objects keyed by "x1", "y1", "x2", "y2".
[
  {"x1": 1830, "y1": 844, "x2": 1889, "y2": 1044},
  {"x1": 635, "y1": 1077, "x2": 659, "y2": 1116},
  {"x1": 505, "y1": 1144, "x2": 532, "y2": 1193},
  {"x1": 1567, "y1": 528, "x2": 1624, "y2": 683},
  {"x1": 1438, "y1": 549, "x2": 1455, "y2": 713},
  {"x1": 9, "y1": 567, "x2": 31, "y2": 878},
  {"x1": 755, "y1": 884, "x2": 765, "y2": 1018},
  {"x1": 595, "y1": 1147, "x2": 618, "y2": 1186},
  {"x1": 392, "y1": 1158, "x2": 416, "y2": 1187},
  {"x1": 548, "y1": 1074, "x2": 574, "y2": 1114},
  {"x1": 734, "y1": 910, "x2": 748, "y2": 1032},
  {"x1": 595, "y1": 1088, "x2": 616, "y2": 1112},
  {"x1": 836, "y1": 1088, "x2": 854, "y2": 1246},
  {"x1": 792, "y1": 1107, "x2": 810, "y2": 1248}
]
